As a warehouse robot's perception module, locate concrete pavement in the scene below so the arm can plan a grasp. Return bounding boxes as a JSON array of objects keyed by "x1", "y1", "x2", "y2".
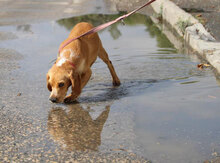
[{"x1": 172, "y1": 0, "x2": 220, "y2": 41}]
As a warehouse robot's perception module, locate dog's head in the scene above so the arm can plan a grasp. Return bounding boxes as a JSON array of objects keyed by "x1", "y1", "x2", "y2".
[{"x1": 46, "y1": 64, "x2": 74, "y2": 103}]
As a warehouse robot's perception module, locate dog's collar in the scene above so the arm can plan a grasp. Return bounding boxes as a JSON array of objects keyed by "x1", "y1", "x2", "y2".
[
  {"x1": 67, "y1": 60, "x2": 76, "y2": 69},
  {"x1": 56, "y1": 58, "x2": 76, "y2": 69}
]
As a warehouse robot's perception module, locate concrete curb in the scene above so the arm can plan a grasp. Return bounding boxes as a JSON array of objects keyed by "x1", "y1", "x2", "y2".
[{"x1": 150, "y1": 0, "x2": 220, "y2": 74}]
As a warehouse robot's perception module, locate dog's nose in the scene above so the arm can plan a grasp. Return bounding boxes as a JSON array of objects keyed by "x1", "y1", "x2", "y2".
[{"x1": 49, "y1": 97, "x2": 58, "y2": 103}]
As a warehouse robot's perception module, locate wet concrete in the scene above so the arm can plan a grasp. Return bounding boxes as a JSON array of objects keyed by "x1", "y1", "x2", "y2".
[
  {"x1": 0, "y1": 0, "x2": 116, "y2": 26},
  {"x1": 1, "y1": 1, "x2": 220, "y2": 163}
]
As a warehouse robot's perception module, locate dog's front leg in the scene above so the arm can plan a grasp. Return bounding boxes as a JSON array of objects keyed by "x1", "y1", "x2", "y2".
[{"x1": 64, "y1": 73, "x2": 81, "y2": 103}]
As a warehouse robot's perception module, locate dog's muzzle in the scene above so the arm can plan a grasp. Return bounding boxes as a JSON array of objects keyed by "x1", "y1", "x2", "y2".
[{"x1": 49, "y1": 97, "x2": 58, "y2": 103}]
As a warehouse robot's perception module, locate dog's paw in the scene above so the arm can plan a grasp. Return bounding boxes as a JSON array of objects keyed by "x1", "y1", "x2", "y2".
[
  {"x1": 113, "y1": 80, "x2": 121, "y2": 86},
  {"x1": 64, "y1": 97, "x2": 73, "y2": 103},
  {"x1": 64, "y1": 95, "x2": 78, "y2": 103}
]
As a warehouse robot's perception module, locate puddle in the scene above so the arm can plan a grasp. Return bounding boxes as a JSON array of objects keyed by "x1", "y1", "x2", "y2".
[
  {"x1": 1, "y1": 12, "x2": 220, "y2": 162},
  {"x1": 48, "y1": 105, "x2": 110, "y2": 151}
]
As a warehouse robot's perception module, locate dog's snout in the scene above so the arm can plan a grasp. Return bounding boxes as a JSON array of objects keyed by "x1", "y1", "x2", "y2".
[{"x1": 50, "y1": 97, "x2": 58, "y2": 103}]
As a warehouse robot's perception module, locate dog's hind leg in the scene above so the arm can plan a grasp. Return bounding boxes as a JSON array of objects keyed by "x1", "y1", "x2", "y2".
[{"x1": 98, "y1": 47, "x2": 120, "y2": 86}]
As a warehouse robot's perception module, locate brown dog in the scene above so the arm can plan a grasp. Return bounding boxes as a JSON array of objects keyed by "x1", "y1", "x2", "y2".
[{"x1": 47, "y1": 22, "x2": 120, "y2": 103}]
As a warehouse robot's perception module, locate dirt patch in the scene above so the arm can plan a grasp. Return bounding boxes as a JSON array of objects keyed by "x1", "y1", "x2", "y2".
[
  {"x1": 0, "y1": 32, "x2": 18, "y2": 41},
  {"x1": 0, "y1": 48, "x2": 23, "y2": 70}
]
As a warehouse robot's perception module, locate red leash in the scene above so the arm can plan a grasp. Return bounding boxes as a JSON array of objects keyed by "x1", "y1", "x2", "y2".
[{"x1": 59, "y1": 0, "x2": 157, "y2": 53}]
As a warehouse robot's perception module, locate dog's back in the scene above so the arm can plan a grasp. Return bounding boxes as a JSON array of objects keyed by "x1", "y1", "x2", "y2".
[
  {"x1": 47, "y1": 22, "x2": 120, "y2": 103},
  {"x1": 59, "y1": 22, "x2": 101, "y2": 69}
]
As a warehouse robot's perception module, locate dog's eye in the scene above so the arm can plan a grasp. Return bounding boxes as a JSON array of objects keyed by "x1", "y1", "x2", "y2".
[{"x1": 58, "y1": 82, "x2": 64, "y2": 88}]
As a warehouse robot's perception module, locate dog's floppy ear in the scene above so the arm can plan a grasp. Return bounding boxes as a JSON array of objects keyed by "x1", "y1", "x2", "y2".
[
  {"x1": 69, "y1": 70, "x2": 81, "y2": 95},
  {"x1": 47, "y1": 74, "x2": 52, "y2": 92}
]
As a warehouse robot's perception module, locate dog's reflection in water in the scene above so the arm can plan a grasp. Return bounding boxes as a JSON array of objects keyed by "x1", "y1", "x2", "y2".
[{"x1": 48, "y1": 104, "x2": 110, "y2": 151}]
